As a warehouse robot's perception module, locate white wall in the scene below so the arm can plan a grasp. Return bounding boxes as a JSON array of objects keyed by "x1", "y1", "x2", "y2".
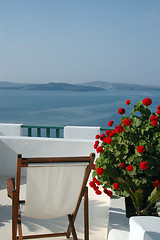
[
  {"x1": 64, "y1": 126, "x2": 100, "y2": 139},
  {"x1": 0, "y1": 136, "x2": 96, "y2": 176},
  {"x1": 0, "y1": 123, "x2": 23, "y2": 136}
]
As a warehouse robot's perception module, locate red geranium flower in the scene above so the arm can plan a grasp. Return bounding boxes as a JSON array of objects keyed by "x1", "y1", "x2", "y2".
[
  {"x1": 92, "y1": 164, "x2": 95, "y2": 170},
  {"x1": 118, "y1": 108, "x2": 126, "y2": 114},
  {"x1": 95, "y1": 134, "x2": 100, "y2": 139},
  {"x1": 94, "y1": 140, "x2": 99, "y2": 149},
  {"x1": 105, "y1": 130, "x2": 112, "y2": 136},
  {"x1": 156, "y1": 110, "x2": 160, "y2": 115},
  {"x1": 108, "y1": 120, "x2": 114, "y2": 127},
  {"x1": 96, "y1": 179, "x2": 101, "y2": 185},
  {"x1": 127, "y1": 165, "x2": 133, "y2": 172},
  {"x1": 103, "y1": 137, "x2": 113, "y2": 144},
  {"x1": 115, "y1": 125, "x2": 125, "y2": 133},
  {"x1": 150, "y1": 115, "x2": 159, "y2": 121},
  {"x1": 153, "y1": 180, "x2": 159, "y2": 187},
  {"x1": 119, "y1": 162, "x2": 126, "y2": 168},
  {"x1": 100, "y1": 133, "x2": 106, "y2": 140},
  {"x1": 96, "y1": 146, "x2": 104, "y2": 154},
  {"x1": 95, "y1": 189, "x2": 102, "y2": 195},
  {"x1": 96, "y1": 167, "x2": 104, "y2": 175},
  {"x1": 113, "y1": 182, "x2": 120, "y2": 190},
  {"x1": 104, "y1": 188, "x2": 113, "y2": 197},
  {"x1": 93, "y1": 185, "x2": 99, "y2": 191},
  {"x1": 106, "y1": 190, "x2": 113, "y2": 197},
  {"x1": 157, "y1": 105, "x2": 160, "y2": 110},
  {"x1": 142, "y1": 97, "x2": 152, "y2": 106},
  {"x1": 126, "y1": 100, "x2": 130, "y2": 105},
  {"x1": 137, "y1": 146, "x2": 145, "y2": 153},
  {"x1": 109, "y1": 129, "x2": 117, "y2": 137},
  {"x1": 89, "y1": 181, "x2": 96, "y2": 188},
  {"x1": 123, "y1": 119, "x2": 132, "y2": 126},
  {"x1": 92, "y1": 177, "x2": 96, "y2": 182},
  {"x1": 139, "y1": 161, "x2": 149, "y2": 170},
  {"x1": 151, "y1": 121, "x2": 158, "y2": 126}
]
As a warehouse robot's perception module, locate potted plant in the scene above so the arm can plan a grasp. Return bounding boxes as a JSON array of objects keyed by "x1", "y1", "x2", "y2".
[{"x1": 90, "y1": 98, "x2": 160, "y2": 216}]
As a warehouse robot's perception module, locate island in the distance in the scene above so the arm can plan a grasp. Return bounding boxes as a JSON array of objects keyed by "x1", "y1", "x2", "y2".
[
  {"x1": 0, "y1": 81, "x2": 159, "y2": 91},
  {"x1": 0, "y1": 82, "x2": 104, "y2": 91}
]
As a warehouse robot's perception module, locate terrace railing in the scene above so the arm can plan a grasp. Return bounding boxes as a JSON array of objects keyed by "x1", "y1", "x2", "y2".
[
  {"x1": 21, "y1": 125, "x2": 64, "y2": 138},
  {"x1": 21, "y1": 125, "x2": 110, "y2": 138}
]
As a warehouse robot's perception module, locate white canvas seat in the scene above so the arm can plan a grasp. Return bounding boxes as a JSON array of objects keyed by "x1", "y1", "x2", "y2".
[
  {"x1": 6, "y1": 153, "x2": 95, "y2": 240},
  {"x1": 24, "y1": 163, "x2": 88, "y2": 219}
]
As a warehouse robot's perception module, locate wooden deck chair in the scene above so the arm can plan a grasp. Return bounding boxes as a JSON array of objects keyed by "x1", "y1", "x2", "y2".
[{"x1": 6, "y1": 153, "x2": 95, "y2": 240}]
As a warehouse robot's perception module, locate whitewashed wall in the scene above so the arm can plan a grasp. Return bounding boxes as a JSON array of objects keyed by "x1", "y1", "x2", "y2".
[
  {"x1": 0, "y1": 136, "x2": 96, "y2": 176},
  {"x1": 64, "y1": 126, "x2": 100, "y2": 139},
  {"x1": 0, "y1": 123, "x2": 23, "y2": 136}
]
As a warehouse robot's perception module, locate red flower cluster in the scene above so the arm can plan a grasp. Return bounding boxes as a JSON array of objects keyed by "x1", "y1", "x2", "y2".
[
  {"x1": 137, "y1": 146, "x2": 145, "y2": 153},
  {"x1": 94, "y1": 140, "x2": 99, "y2": 149},
  {"x1": 103, "y1": 137, "x2": 113, "y2": 144},
  {"x1": 156, "y1": 110, "x2": 160, "y2": 115},
  {"x1": 139, "y1": 161, "x2": 149, "y2": 170},
  {"x1": 150, "y1": 115, "x2": 159, "y2": 121},
  {"x1": 151, "y1": 121, "x2": 158, "y2": 126},
  {"x1": 115, "y1": 125, "x2": 125, "y2": 133},
  {"x1": 108, "y1": 120, "x2": 114, "y2": 127},
  {"x1": 118, "y1": 108, "x2": 126, "y2": 114},
  {"x1": 109, "y1": 129, "x2": 117, "y2": 137},
  {"x1": 89, "y1": 178, "x2": 102, "y2": 195},
  {"x1": 150, "y1": 115, "x2": 159, "y2": 127},
  {"x1": 119, "y1": 162, "x2": 126, "y2": 168},
  {"x1": 105, "y1": 130, "x2": 112, "y2": 136},
  {"x1": 113, "y1": 182, "x2": 120, "y2": 190},
  {"x1": 96, "y1": 146, "x2": 104, "y2": 154},
  {"x1": 126, "y1": 99, "x2": 130, "y2": 105},
  {"x1": 100, "y1": 134, "x2": 106, "y2": 141},
  {"x1": 96, "y1": 167, "x2": 104, "y2": 175},
  {"x1": 127, "y1": 165, "x2": 133, "y2": 172},
  {"x1": 103, "y1": 188, "x2": 113, "y2": 197},
  {"x1": 153, "y1": 180, "x2": 159, "y2": 188},
  {"x1": 142, "y1": 97, "x2": 152, "y2": 106},
  {"x1": 123, "y1": 119, "x2": 132, "y2": 126},
  {"x1": 95, "y1": 134, "x2": 100, "y2": 139}
]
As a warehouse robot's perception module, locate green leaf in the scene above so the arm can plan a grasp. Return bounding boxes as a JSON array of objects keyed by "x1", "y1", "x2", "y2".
[{"x1": 147, "y1": 188, "x2": 160, "y2": 210}]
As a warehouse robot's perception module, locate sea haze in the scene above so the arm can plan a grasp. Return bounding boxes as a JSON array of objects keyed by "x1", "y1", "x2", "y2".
[{"x1": 0, "y1": 89, "x2": 159, "y2": 128}]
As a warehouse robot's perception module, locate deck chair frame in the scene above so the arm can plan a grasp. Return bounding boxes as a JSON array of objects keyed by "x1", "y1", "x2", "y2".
[{"x1": 6, "y1": 153, "x2": 95, "y2": 240}]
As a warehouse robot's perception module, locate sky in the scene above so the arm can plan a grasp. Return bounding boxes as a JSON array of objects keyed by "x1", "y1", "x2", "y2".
[{"x1": 0, "y1": 0, "x2": 160, "y2": 86}]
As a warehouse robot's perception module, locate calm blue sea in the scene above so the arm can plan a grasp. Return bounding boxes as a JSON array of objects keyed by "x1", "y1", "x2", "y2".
[{"x1": 0, "y1": 89, "x2": 160, "y2": 128}]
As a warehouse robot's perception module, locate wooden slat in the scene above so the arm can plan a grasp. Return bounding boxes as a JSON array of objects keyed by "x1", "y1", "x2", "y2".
[
  {"x1": 21, "y1": 156, "x2": 91, "y2": 164},
  {"x1": 66, "y1": 153, "x2": 95, "y2": 238},
  {"x1": 84, "y1": 187, "x2": 89, "y2": 240},
  {"x1": 19, "y1": 232, "x2": 67, "y2": 239},
  {"x1": 68, "y1": 214, "x2": 78, "y2": 240}
]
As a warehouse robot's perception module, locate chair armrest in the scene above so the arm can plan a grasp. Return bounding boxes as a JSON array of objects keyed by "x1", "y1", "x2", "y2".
[{"x1": 6, "y1": 177, "x2": 15, "y2": 199}]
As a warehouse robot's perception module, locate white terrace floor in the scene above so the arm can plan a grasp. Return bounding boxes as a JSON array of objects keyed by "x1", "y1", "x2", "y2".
[{"x1": 0, "y1": 176, "x2": 109, "y2": 240}]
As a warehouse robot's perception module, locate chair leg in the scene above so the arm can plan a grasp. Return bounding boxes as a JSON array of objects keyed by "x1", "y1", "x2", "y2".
[
  {"x1": 68, "y1": 214, "x2": 78, "y2": 240},
  {"x1": 18, "y1": 208, "x2": 23, "y2": 240},
  {"x1": 12, "y1": 191, "x2": 18, "y2": 240},
  {"x1": 84, "y1": 187, "x2": 89, "y2": 240}
]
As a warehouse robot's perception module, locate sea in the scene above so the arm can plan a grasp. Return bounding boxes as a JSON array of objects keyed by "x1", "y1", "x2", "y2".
[{"x1": 0, "y1": 89, "x2": 160, "y2": 129}]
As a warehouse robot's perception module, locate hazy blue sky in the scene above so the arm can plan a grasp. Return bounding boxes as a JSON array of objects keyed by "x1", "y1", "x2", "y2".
[{"x1": 0, "y1": 0, "x2": 160, "y2": 86}]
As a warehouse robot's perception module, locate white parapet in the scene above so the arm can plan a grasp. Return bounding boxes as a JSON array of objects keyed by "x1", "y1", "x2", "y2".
[
  {"x1": 64, "y1": 126, "x2": 100, "y2": 139},
  {"x1": 129, "y1": 216, "x2": 160, "y2": 240},
  {"x1": 0, "y1": 136, "x2": 96, "y2": 176},
  {"x1": 0, "y1": 123, "x2": 23, "y2": 136}
]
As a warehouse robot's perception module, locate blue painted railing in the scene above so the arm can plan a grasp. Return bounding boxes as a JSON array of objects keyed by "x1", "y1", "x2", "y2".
[{"x1": 21, "y1": 125, "x2": 110, "y2": 138}]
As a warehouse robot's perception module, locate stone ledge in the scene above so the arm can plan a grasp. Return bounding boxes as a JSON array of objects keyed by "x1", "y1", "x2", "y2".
[{"x1": 107, "y1": 196, "x2": 129, "y2": 240}]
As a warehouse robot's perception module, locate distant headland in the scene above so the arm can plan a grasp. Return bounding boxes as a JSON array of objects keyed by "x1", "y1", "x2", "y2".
[{"x1": 0, "y1": 81, "x2": 159, "y2": 91}]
